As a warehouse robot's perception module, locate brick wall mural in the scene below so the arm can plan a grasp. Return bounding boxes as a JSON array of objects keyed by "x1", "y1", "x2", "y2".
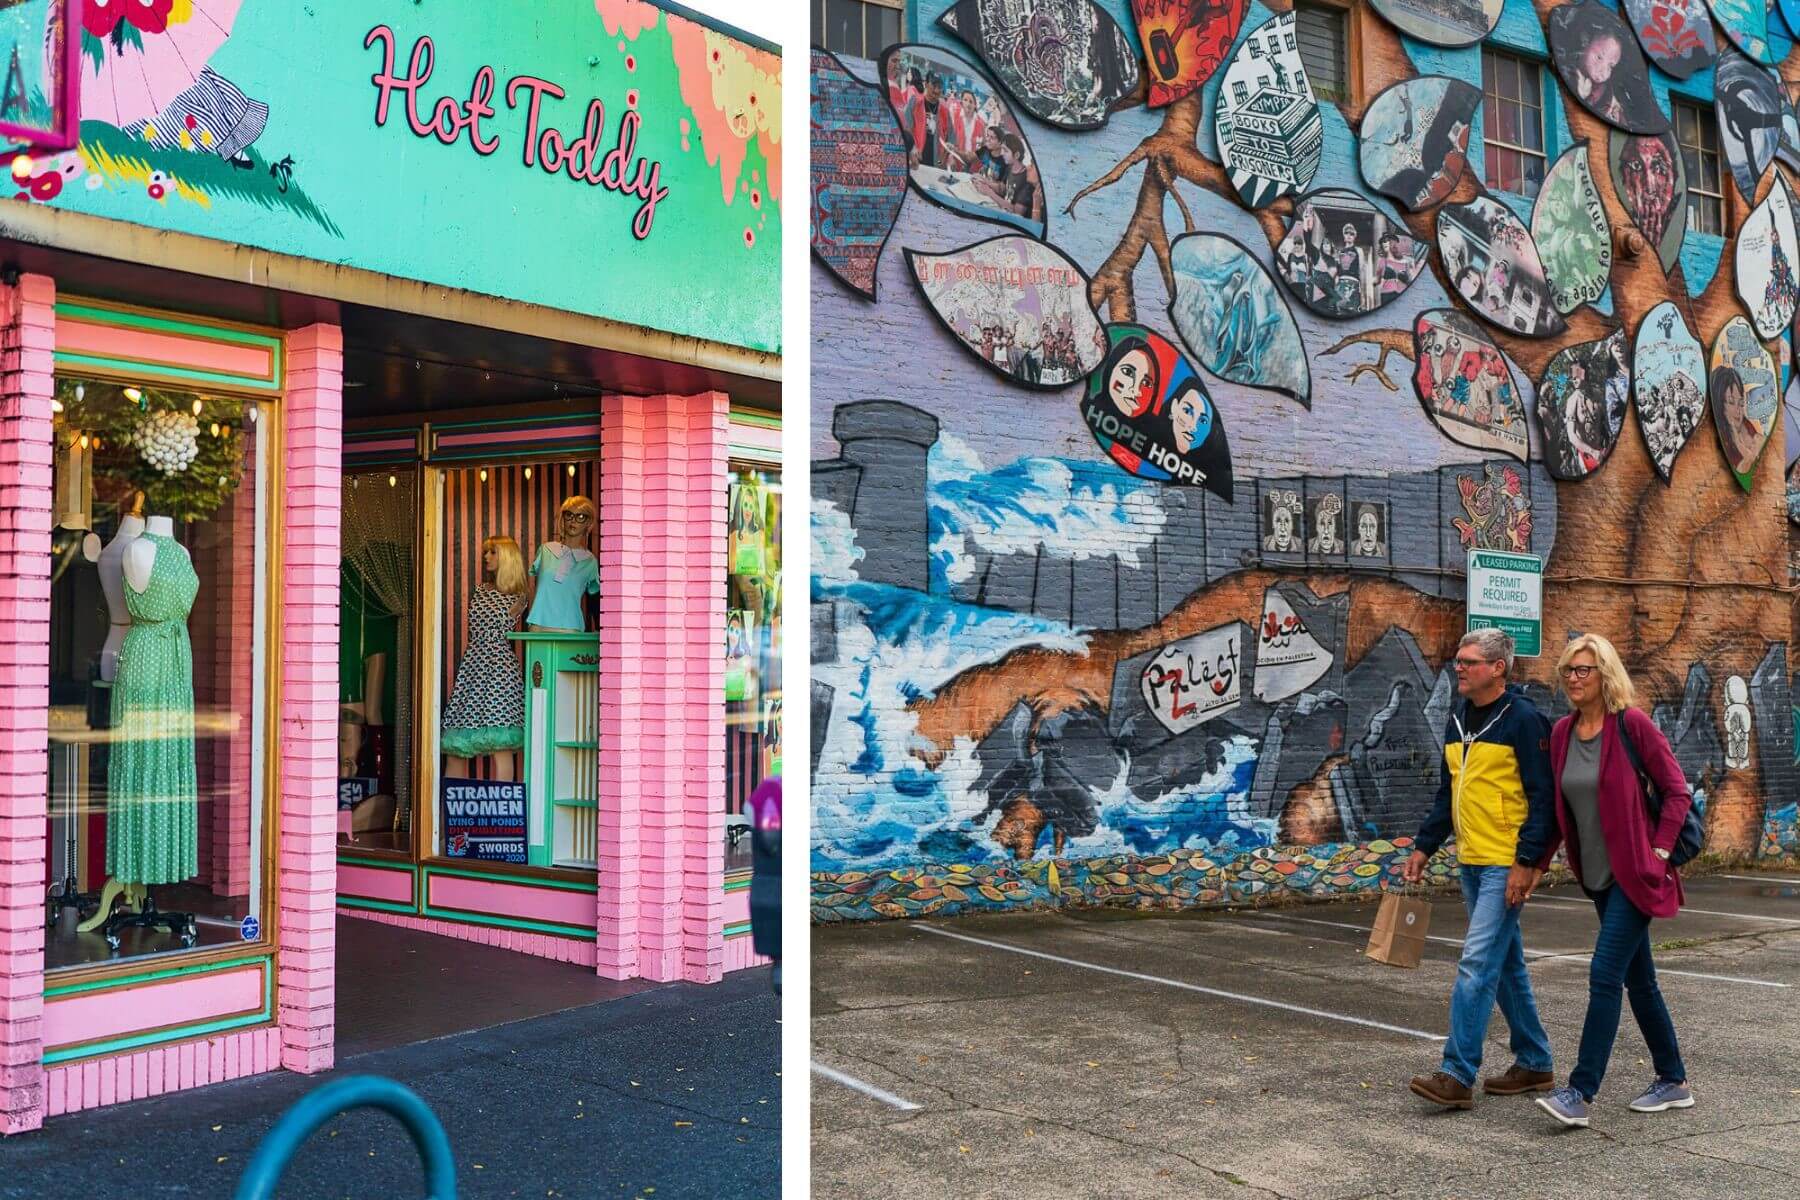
[{"x1": 812, "y1": 0, "x2": 1800, "y2": 922}]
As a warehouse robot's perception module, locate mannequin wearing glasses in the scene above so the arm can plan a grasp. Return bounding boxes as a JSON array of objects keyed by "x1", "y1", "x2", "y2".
[{"x1": 525, "y1": 496, "x2": 598, "y2": 633}]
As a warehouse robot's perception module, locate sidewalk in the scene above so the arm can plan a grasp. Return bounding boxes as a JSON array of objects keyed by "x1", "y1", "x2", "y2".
[
  {"x1": 2, "y1": 967, "x2": 779, "y2": 1199},
  {"x1": 814, "y1": 871, "x2": 1800, "y2": 1199}
]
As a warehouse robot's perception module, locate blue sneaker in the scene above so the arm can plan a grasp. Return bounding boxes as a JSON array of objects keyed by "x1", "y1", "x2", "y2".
[
  {"x1": 1535, "y1": 1086, "x2": 1591, "y2": 1128},
  {"x1": 1629, "y1": 1079, "x2": 1694, "y2": 1112}
]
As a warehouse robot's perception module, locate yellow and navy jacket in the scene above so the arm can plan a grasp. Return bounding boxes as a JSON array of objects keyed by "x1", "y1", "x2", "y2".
[{"x1": 1414, "y1": 686, "x2": 1555, "y2": 868}]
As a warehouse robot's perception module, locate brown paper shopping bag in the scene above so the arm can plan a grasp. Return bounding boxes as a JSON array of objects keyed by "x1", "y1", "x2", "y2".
[{"x1": 1365, "y1": 888, "x2": 1431, "y2": 968}]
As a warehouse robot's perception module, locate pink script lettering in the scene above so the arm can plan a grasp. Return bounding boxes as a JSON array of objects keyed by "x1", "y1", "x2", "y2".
[{"x1": 365, "y1": 25, "x2": 670, "y2": 240}]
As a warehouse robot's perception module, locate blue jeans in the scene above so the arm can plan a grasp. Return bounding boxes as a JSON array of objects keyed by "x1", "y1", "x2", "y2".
[
  {"x1": 1441, "y1": 865, "x2": 1554, "y2": 1087},
  {"x1": 1569, "y1": 885, "x2": 1686, "y2": 1101}
]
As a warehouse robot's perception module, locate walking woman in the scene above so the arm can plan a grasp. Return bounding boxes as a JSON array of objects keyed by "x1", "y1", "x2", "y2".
[{"x1": 1534, "y1": 633, "x2": 1695, "y2": 1128}]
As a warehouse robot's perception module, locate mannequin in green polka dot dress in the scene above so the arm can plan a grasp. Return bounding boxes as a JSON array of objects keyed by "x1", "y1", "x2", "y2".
[{"x1": 80, "y1": 515, "x2": 200, "y2": 931}]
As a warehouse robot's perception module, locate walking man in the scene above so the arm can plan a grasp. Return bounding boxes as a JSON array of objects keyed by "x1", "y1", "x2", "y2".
[{"x1": 1404, "y1": 629, "x2": 1557, "y2": 1109}]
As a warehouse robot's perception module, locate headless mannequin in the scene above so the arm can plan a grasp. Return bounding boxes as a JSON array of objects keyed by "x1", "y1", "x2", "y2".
[
  {"x1": 79, "y1": 515, "x2": 193, "y2": 937},
  {"x1": 97, "y1": 498, "x2": 148, "y2": 684}
]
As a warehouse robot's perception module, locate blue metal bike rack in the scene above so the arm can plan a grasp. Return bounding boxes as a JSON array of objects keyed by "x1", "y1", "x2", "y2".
[{"x1": 234, "y1": 1075, "x2": 456, "y2": 1199}]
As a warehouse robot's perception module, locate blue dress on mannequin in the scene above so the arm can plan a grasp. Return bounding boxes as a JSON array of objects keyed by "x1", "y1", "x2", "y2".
[{"x1": 526, "y1": 542, "x2": 598, "y2": 630}]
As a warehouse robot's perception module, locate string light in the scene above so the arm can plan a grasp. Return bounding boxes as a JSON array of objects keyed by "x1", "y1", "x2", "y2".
[
  {"x1": 479, "y1": 469, "x2": 488, "y2": 482},
  {"x1": 210, "y1": 423, "x2": 220, "y2": 437},
  {"x1": 191, "y1": 399, "x2": 203, "y2": 416},
  {"x1": 523, "y1": 467, "x2": 532, "y2": 480},
  {"x1": 78, "y1": 434, "x2": 89, "y2": 449},
  {"x1": 567, "y1": 465, "x2": 576, "y2": 478},
  {"x1": 74, "y1": 384, "x2": 84, "y2": 402},
  {"x1": 50, "y1": 398, "x2": 62, "y2": 414},
  {"x1": 122, "y1": 387, "x2": 141, "y2": 404},
  {"x1": 387, "y1": 475, "x2": 397, "y2": 488}
]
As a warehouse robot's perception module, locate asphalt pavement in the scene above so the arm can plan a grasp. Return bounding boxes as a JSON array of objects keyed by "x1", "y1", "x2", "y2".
[
  {"x1": 812, "y1": 868, "x2": 1800, "y2": 1199},
  {"x1": 0, "y1": 965, "x2": 779, "y2": 1199}
]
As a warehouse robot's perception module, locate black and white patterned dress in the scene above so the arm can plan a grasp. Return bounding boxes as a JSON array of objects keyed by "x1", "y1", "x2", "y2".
[{"x1": 440, "y1": 586, "x2": 526, "y2": 755}]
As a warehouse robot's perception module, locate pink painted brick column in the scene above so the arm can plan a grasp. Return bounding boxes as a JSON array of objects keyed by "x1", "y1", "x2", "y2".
[
  {"x1": 276, "y1": 324, "x2": 342, "y2": 1073},
  {"x1": 0, "y1": 274, "x2": 54, "y2": 1136},
  {"x1": 597, "y1": 392, "x2": 727, "y2": 984}
]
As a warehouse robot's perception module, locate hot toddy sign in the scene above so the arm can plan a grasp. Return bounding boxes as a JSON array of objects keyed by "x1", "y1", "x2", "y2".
[{"x1": 365, "y1": 24, "x2": 671, "y2": 240}]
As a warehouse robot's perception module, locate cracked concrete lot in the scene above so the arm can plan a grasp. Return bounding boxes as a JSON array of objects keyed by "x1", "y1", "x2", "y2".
[{"x1": 812, "y1": 869, "x2": 1800, "y2": 1199}]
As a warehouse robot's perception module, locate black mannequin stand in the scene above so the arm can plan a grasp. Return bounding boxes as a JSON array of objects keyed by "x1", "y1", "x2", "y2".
[{"x1": 101, "y1": 891, "x2": 197, "y2": 953}]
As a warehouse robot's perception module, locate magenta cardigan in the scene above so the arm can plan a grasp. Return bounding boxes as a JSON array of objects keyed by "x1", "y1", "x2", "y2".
[{"x1": 1540, "y1": 706, "x2": 1691, "y2": 919}]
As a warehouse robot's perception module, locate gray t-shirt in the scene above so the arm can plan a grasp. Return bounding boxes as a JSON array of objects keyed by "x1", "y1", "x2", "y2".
[{"x1": 1561, "y1": 730, "x2": 1613, "y2": 890}]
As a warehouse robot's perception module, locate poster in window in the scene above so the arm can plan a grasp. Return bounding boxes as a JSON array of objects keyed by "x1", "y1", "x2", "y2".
[{"x1": 441, "y1": 780, "x2": 527, "y2": 864}]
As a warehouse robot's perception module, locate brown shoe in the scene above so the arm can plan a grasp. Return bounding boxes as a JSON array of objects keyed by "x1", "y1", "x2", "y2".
[
  {"x1": 1409, "y1": 1071, "x2": 1474, "y2": 1109},
  {"x1": 1483, "y1": 1063, "x2": 1555, "y2": 1095}
]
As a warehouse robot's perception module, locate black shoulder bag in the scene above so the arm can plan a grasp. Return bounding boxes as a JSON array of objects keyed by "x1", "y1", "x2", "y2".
[{"x1": 1614, "y1": 714, "x2": 1705, "y2": 868}]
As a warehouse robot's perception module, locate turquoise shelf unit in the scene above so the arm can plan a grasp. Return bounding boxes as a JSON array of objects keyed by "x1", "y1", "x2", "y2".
[{"x1": 509, "y1": 632, "x2": 600, "y2": 869}]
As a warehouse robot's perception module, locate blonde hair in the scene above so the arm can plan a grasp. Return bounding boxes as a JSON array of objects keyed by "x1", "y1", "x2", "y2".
[
  {"x1": 560, "y1": 495, "x2": 596, "y2": 523},
  {"x1": 1557, "y1": 633, "x2": 1636, "y2": 712},
  {"x1": 485, "y1": 535, "x2": 526, "y2": 596}
]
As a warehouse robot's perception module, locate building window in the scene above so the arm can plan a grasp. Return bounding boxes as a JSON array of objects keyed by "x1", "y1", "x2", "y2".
[
  {"x1": 725, "y1": 465, "x2": 781, "y2": 874},
  {"x1": 1481, "y1": 49, "x2": 1547, "y2": 198},
  {"x1": 815, "y1": 0, "x2": 902, "y2": 60},
  {"x1": 47, "y1": 378, "x2": 271, "y2": 970},
  {"x1": 1294, "y1": 2, "x2": 1349, "y2": 103},
  {"x1": 1676, "y1": 100, "x2": 1725, "y2": 236}
]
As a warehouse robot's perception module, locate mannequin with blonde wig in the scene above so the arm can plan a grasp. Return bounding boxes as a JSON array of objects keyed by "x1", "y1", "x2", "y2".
[
  {"x1": 526, "y1": 495, "x2": 598, "y2": 632},
  {"x1": 442, "y1": 534, "x2": 530, "y2": 780}
]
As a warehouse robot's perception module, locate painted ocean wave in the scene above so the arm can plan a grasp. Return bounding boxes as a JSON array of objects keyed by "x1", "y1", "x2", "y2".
[{"x1": 927, "y1": 433, "x2": 1165, "y2": 594}]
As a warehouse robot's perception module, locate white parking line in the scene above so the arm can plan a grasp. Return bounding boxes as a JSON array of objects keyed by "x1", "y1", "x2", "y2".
[
  {"x1": 1532, "y1": 894, "x2": 1800, "y2": 927},
  {"x1": 918, "y1": 925, "x2": 1445, "y2": 1041},
  {"x1": 1250, "y1": 912, "x2": 1790, "y2": 989},
  {"x1": 1717, "y1": 874, "x2": 1800, "y2": 886},
  {"x1": 811, "y1": 1062, "x2": 922, "y2": 1111}
]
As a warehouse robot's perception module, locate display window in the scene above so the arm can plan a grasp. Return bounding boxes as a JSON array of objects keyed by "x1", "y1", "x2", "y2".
[
  {"x1": 46, "y1": 377, "x2": 271, "y2": 968},
  {"x1": 338, "y1": 467, "x2": 419, "y2": 852},
  {"x1": 725, "y1": 463, "x2": 781, "y2": 873},
  {"x1": 430, "y1": 460, "x2": 600, "y2": 870},
  {"x1": 339, "y1": 456, "x2": 603, "y2": 874}
]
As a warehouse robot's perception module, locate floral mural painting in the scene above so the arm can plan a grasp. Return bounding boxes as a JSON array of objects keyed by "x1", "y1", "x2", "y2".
[{"x1": 24, "y1": 0, "x2": 340, "y2": 232}]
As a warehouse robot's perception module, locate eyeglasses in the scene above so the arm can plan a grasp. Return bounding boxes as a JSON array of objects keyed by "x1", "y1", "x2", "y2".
[
  {"x1": 1562, "y1": 665, "x2": 1596, "y2": 681},
  {"x1": 1451, "y1": 657, "x2": 1492, "y2": 670}
]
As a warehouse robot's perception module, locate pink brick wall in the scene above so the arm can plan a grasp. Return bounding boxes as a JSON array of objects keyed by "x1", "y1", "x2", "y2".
[
  {"x1": 597, "y1": 392, "x2": 728, "y2": 984},
  {"x1": 0, "y1": 275, "x2": 54, "y2": 1135},
  {"x1": 276, "y1": 325, "x2": 343, "y2": 1075},
  {"x1": 45, "y1": 1026, "x2": 281, "y2": 1118}
]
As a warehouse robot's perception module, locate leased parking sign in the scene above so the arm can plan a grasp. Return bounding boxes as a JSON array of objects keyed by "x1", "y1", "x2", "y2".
[{"x1": 1466, "y1": 550, "x2": 1543, "y2": 658}]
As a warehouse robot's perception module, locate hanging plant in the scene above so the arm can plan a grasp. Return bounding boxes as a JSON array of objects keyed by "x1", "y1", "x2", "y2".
[{"x1": 56, "y1": 379, "x2": 248, "y2": 523}]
